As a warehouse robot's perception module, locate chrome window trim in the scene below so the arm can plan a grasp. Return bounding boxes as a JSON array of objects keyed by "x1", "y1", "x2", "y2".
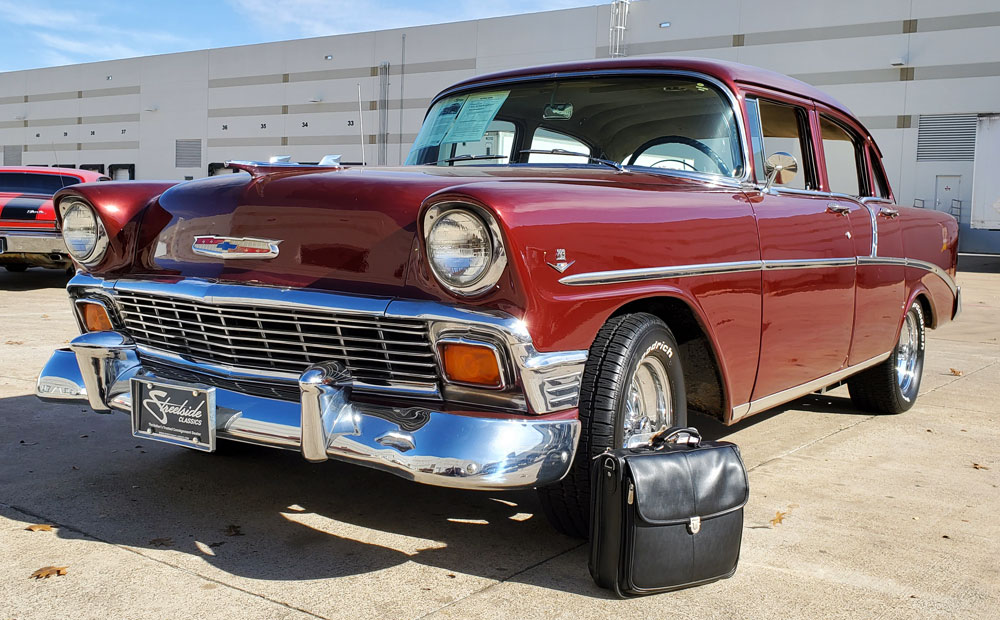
[
  {"x1": 559, "y1": 255, "x2": 958, "y2": 295},
  {"x1": 426, "y1": 69, "x2": 753, "y2": 186}
]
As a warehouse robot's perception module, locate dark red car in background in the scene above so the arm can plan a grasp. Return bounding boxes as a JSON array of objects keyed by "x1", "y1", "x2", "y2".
[{"x1": 0, "y1": 166, "x2": 107, "y2": 272}]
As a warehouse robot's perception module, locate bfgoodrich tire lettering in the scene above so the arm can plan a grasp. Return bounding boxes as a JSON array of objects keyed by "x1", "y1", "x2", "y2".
[
  {"x1": 847, "y1": 301, "x2": 926, "y2": 414},
  {"x1": 537, "y1": 312, "x2": 686, "y2": 538}
]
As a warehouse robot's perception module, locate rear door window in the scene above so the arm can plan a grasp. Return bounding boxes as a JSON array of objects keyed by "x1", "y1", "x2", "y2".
[{"x1": 820, "y1": 116, "x2": 865, "y2": 196}]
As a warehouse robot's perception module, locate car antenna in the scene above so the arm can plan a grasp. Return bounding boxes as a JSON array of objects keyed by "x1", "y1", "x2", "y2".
[
  {"x1": 357, "y1": 82, "x2": 366, "y2": 166},
  {"x1": 51, "y1": 141, "x2": 68, "y2": 188}
]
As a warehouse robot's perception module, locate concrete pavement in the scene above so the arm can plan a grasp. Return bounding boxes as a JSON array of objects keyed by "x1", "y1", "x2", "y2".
[{"x1": 1, "y1": 261, "x2": 997, "y2": 620}]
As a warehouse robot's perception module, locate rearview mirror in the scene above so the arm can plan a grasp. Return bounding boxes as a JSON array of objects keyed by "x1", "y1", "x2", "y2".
[
  {"x1": 762, "y1": 152, "x2": 798, "y2": 192},
  {"x1": 543, "y1": 103, "x2": 573, "y2": 120}
]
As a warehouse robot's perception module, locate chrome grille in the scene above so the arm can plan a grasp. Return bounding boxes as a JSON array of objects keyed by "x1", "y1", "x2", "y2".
[{"x1": 114, "y1": 291, "x2": 439, "y2": 385}]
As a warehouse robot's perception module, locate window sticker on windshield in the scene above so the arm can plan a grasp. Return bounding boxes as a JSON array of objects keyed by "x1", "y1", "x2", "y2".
[
  {"x1": 442, "y1": 91, "x2": 510, "y2": 144},
  {"x1": 421, "y1": 96, "x2": 467, "y2": 147}
]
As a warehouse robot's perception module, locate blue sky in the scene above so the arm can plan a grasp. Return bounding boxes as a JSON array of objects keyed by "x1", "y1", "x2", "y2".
[{"x1": 0, "y1": 0, "x2": 599, "y2": 72}]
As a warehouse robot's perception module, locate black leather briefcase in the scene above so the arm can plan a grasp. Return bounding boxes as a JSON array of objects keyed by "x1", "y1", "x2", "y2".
[{"x1": 589, "y1": 427, "x2": 749, "y2": 597}]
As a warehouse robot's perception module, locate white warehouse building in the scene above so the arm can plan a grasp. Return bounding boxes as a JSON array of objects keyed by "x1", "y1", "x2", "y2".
[{"x1": 1, "y1": 0, "x2": 999, "y2": 251}]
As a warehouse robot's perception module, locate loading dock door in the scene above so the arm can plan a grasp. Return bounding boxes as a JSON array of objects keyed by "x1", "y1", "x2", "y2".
[{"x1": 972, "y1": 114, "x2": 1000, "y2": 230}]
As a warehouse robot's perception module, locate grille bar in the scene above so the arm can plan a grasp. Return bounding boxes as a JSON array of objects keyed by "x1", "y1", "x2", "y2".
[{"x1": 114, "y1": 290, "x2": 440, "y2": 385}]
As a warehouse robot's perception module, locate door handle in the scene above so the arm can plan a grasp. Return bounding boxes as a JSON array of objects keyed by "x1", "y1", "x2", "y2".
[
  {"x1": 879, "y1": 207, "x2": 900, "y2": 218},
  {"x1": 826, "y1": 203, "x2": 851, "y2": 215}
]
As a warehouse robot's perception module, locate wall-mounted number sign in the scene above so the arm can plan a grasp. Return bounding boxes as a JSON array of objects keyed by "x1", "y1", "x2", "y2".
[{"x1": 347, "y1": 120, "x2": 355, "y2": 127}]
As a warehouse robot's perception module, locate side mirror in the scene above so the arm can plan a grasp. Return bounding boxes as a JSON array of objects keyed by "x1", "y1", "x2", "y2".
[{"x1": 762, "y1": 152, "x2": 798, "y2": 192}]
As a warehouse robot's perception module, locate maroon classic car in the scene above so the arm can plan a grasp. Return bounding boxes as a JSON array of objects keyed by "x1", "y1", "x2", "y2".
[{"x1": 36, "y1": 58, "x2": 959, "y2": 537}]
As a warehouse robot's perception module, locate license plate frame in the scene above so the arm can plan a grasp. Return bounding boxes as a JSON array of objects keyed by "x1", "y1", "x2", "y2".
[{"x1": 131, "y1": 377, "x2": 216, "y2": 452}]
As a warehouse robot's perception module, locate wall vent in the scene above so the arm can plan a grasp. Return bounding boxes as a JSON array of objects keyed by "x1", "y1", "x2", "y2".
[
  {"x1": 3, "y1": 145, "x2": 22, "y2": 166},
  {"x1": 916, "y1": 114, "x2": 977, "y2": 161},
  {"x1": 175, "y1": 139, "x2": 202, "y2": 168}
]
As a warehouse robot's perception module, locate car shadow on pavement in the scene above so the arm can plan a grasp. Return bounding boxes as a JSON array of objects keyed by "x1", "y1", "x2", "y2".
[
  {"x1": 0, "y1": 268, "x2": 71, "y2": 291},
  {"x1": 2, "y1": 396, "x2": 609, "y2": 597},
  {"x1": 692, "y1": 393, "x2": 868, "y2": 442}
]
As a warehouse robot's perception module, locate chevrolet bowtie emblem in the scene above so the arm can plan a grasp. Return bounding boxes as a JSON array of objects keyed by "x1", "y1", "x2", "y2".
[
  {"x1": 546, "y1": 248, "x2": 575, "y2": 273},
  {"x1": 192, "y1": 236, "x2": 281, "y2": 259}
]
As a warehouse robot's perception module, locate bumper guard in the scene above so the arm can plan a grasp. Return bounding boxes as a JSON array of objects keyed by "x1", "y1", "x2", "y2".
[{"x1": 36, "y1": 331, "x2": 581, "y2": 490}]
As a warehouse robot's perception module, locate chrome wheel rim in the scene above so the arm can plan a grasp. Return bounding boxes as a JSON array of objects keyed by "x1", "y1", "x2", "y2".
[
  {"x1": 622, "y1": 353, "x2": 672, "y2": 444},
  {"x1": 895, "y1": 310, "x2": 919, "y2": 397}
]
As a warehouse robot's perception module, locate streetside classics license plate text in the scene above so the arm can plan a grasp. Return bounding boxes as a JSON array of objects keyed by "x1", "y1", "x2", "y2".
[{"x1": 131, "y1": 377, "x2": 217, "y2": 452}]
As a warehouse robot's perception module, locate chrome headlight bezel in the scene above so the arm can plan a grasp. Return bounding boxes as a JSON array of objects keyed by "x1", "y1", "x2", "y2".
[
  {"x1": 423, "y1": 202, "x2": 507, "y2": 297},
  {"x1": 59, "y1": 199, "x2": 108, "y2": 267}
]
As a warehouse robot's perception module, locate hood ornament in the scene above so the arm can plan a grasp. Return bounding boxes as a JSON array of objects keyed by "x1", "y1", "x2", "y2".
[
  {"x1": 546, "y1": 248, "x2": 575, "y2": 274},
  {"x1": 192, "y1": 236, "x2": 281, "y2": 259}
]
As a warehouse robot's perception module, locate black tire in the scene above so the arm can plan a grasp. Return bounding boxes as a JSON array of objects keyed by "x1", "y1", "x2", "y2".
[
  {"x1": 537, "y1": 312, "x2": 686, "y2": 538},
  {"x1": 847, "y1": 301, "x2": 926, "y2": 414},
  {"x1": 4, "y1": 264, "x2": 28, "y2": 272}
]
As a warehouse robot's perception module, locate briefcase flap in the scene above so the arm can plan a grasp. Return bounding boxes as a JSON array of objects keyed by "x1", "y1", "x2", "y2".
[{"x1": 628, "y1": 444, "x2": 748, "y2": 525}]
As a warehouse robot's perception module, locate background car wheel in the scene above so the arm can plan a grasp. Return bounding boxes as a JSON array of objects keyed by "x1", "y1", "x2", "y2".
[
  {"x1": 4, "y1": 265, "x2": 28, "y2": 272},
  {"x1": 847, "y1": 301, "x2": 926, "y2": 414},
  {"x1": 537, "y1": 312, "x2": 686, "y2": 538}
]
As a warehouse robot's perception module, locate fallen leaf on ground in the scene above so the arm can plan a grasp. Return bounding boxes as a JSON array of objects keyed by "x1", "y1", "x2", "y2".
[
  {"x1": 224, "y1": 525, "x2": 243, "y2": 537},
  {"x1": 149, "y1": 537, "x2": 173, "y2": 547},
  {"x1": 25, "y1": 524, "x2": 54, "y2": 532},
  {"x1": 972, "y1": 463, "x2": 990, "y2": 470},
  {"x1": 30, "y1": 566, "x2": 67, "y2": 579},
  {"x1": 4, "y1": 340, "x2": 23, "y2": 345},
  {"x1": 770, "y1": 511, "x2": 788, "y2": 527},
  {"x1": 949, "y1": 368, "x2": 964, "y2": 376}
]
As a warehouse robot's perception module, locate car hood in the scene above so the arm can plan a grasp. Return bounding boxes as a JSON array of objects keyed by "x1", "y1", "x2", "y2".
[{"x1": 134, "y1": 165, "x2": 693, "y2": 296}]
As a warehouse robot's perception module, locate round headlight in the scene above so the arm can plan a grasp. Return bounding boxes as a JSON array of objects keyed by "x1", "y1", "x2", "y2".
[
  {"x1": 60, "y1": 200, "x2": 106, "y2": 264},
  {"x1": 424, "y1": 204, "x2": 506, "y2": 295},
  {"x1": 428, "y1": 210, "x2": 491, "y2": 286}
]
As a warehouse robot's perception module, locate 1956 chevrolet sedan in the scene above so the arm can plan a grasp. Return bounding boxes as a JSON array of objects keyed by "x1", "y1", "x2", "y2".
[{"x1": 36, "y1": 58, "x2": 959, "y2": 537}]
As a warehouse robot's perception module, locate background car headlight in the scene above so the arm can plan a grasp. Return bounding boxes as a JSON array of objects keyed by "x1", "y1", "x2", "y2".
[
  {"x1": 424, "y1": 203, "x2": 507, "y2": 296},
  {"x1": 60, "y1": 200, "x2": 107, "y2": 265}
]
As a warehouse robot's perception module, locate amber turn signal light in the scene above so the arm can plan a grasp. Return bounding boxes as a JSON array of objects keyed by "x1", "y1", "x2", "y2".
[
  {"x1": 439, "y1": 341, "x2": 503, "y2": 388},
  {"x1": 77, "y1": 301, "x2": 113, "y2": 332}
]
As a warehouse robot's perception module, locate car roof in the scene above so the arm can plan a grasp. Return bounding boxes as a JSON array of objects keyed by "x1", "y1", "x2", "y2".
[
  {"x1": 441, "y1": 56, "x2": 858, "y2": 125},
  {"x1": 0, "y1": 166, "x2": 106, "y2": 182}
]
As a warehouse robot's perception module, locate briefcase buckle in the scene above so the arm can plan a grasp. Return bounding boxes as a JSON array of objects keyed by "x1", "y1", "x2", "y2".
[{"x1": 688, "y1": 516, "x2": 701, "y2": 534}]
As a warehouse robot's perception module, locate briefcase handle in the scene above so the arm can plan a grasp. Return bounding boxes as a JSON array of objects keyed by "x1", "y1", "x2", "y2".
[{"x1": 649, "y1": 426, "x2": 701, "y2": 449}]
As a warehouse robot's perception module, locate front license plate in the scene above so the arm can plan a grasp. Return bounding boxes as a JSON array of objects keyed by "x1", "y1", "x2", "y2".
[{"x1": 131, "y1": 377, "x2": 216, "y2": 452}]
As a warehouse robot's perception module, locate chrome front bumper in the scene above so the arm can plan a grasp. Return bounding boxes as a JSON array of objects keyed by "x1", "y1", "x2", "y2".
[
  {"x1": 36, "y1": 331, "x2": 581, "y2": 490},
  {"x1": 0, "y1": 230, "x2": 67, "y2": 255}
]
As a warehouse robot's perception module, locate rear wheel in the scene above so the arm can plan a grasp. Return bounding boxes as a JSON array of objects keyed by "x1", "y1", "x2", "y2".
[
  {"x1": 848, "y1": 301, "x2": 925, "y2": 414},
  {"x1": 537, "y1": 313, "x2": 686, "y2": 538}
]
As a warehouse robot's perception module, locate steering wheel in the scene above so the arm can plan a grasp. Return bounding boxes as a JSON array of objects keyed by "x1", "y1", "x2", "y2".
[
  {"x1": 646, "y1": 158, "x2": 699, "y2": 172},
  {"x1": 627, "y1": 135, "x2": 731, "y2": 176}
]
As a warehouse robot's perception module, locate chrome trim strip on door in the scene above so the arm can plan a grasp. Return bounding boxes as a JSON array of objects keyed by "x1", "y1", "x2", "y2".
[
  {"x1": 557, "y1": 259, "x2": 763, "y2": 286},
  {"x1": 559, "y1": 256, "x2": 958, "y2": 295},
  {"x1": 730, "y1": 350, "x2": 892, "y2": 421}
]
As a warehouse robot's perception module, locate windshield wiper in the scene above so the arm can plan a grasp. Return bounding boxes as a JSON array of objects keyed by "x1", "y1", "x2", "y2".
[
  {"x1": 436, "y1": 154, "x2": 508, "y2": 164},
  {"x1": 518, "y1": 149, "x2": 626, "y2": 172}
]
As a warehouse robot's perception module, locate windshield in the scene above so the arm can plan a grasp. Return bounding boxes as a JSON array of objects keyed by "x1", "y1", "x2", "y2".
[{"x1": 405, "y1": 75, "x2": 743, "y2": 177}]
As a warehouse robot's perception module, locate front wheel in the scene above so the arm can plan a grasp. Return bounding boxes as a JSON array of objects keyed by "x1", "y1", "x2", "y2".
[
  {"x1": 847, "y1": 301, "x2": 926, "y2": 414},
  {"x1": 537, "y1": 313, "x2": 686, "y2": 538}
]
